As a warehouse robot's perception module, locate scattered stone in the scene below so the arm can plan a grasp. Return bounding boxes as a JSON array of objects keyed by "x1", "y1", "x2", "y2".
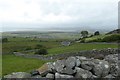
[
  {"x1": 75, "y1": 67, "x2": 93, "y2": 78},
  {"x1": 60, "y1": 67, "x2": 76, "y2": 74},
  {"x1": 30, "y1": 70, "x2": 39, "y2": 76},
  {"x1": 46, "y1": 73, "x2": 54, "y2": 78},
  {"x1": 4, "y1": 72, "x2": 31, "y2": 78},
  {"x1": 31, "y1": 75, "x2": 42, "y2": 78},
  {"x1": 65, "y1": 57, "x2": 76, "y2": 68},
  {"x1": 104, "y1": 74, "x2": 115, "y2": 78},
  {"x1": 81, "y1": 61, "x2": 94, "y2": 70},
  {"x1": 53, "y1": 60, "x2": 65, "y2": 73},
  {"x1": 105, "y1": 54, "x2": 118, "y2": 63},
  {"x1": 76, "y1": 56, "x2": 87, "y2": 61},
  {"x1": 109, "y1": 63, "x2": 120, "y2": 77},
  {"x1": 93, "y1": 60, "x2": 110, "y2": 77},
  {"x1": 55, "y1": 73, "x2": 73, "y2": 78}
]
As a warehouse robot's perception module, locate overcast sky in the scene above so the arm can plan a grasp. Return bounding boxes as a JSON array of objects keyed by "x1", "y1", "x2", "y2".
[{"x1": 0, "y1": 0, "x2": 119, "y2": 32}]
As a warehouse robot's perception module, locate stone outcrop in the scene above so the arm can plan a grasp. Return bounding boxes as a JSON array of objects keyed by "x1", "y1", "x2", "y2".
[{"x1": 4, "y1": 53, "x2": 120, "y2": 79}]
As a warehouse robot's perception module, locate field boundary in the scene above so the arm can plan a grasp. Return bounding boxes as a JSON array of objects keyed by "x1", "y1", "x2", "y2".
[{"x1": 13, "y1": 48, "x2": 119, "y2": 60}]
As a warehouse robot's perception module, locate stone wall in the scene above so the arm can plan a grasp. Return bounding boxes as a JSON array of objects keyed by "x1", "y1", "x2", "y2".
[
  {"x1": 4, "y1": 53, "x2": 120, "y2": 79},
  {"x1": 13, "y1": 48, "x2": 119, "y2": 60}
]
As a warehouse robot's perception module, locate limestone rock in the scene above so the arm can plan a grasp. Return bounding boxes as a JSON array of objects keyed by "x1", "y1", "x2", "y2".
[
  {"x1": 93, "y1": 60, "x2": 110, "y2": 77},
  {"x1": 105, "y1": 54, "x2": 118, "y2": 63},
  {"x1": 46, "y1": 73, "x2": 54, "y2": 78},
  {"x1": 60, "y1": 67, "x2": 76, "y2": 75},
  {"x1": 55, "y1": 73, "x2": 73, "y2": 78},
  {"x1": 4, "y1": 72, "x2": 31, "y2": 78},
  {"x1": 31, "y1": 75, "x2": 42, "y2": 78},
  {"x1": 65, "y1": 57, "x2": 76, "y2": 68},
  {"x1": 104, "y1": 74, "x2": 115, "y2": 78},
  {"x1": 75, "y1": 67, "x2": 93, "y2": 78},
  {"x1": 53, "y1": 60, "x2": 65, "y2": 73},
  {"x1": 81, "y1": 61, "x2": 95, "y2": 71}
]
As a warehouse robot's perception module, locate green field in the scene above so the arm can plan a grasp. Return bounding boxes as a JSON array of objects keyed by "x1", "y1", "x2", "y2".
[
  {"x1": 2, "y1": 32, "x2": 119, "y2": 77},
  {"x1": 47, "y1": 43, "x2": 118, "y2": 55},
  {"x1": 2, "y1": 55, "x2": 48, "y2": 76}
]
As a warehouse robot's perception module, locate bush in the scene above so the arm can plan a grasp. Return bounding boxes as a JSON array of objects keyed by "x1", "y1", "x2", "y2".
[
  {"x1": 87, "y1": 38, "x2": 102, "y2": 42},
  {"x1": 102, "y1": 34, "x2": 120, "y2": 42},
  {"x1": 24, "y1": 47, "x2": 32, "y2": 50},
  {"x1": 35, "y1": 48, "x2": 47, "y2": 55},
  {"x1": 35, "y1": 44, "x2": 44, "y2": 49},
  {"x1": 80, "y1": 38, "x2": 85, "y2": 43}
]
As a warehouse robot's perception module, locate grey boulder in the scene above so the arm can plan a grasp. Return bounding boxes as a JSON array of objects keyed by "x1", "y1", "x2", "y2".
[
  {"x1": 60, "y1": 67, "x2": 76, "y2": 75},
  {"x1": 65, "y1": 57, "x2": 76, "y2": 68},
  {"x1": 53, "y1": 60, "x2": 65, "y2": 73},
  {"x1": 75, "y1": 67, "x2": 93, "y2": 78},
  {"x1": 81, "y1": 60, "x2": 95, "y2": 71},
  {"x1": 93, "y1": 60, "x2": 110, "y2": 77}
]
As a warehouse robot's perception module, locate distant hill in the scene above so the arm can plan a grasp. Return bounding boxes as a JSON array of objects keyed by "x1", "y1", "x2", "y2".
[{"x1": 106, "y1": 29, "x2": 120, "y2": 34}]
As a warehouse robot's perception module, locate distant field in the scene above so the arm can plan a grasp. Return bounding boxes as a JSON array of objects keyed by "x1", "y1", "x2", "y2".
[
  {"x1": 2, "y1": 55, "x2": 48, "y2": 76},
  {"x1": 47, "y1": 43, "x2": 118, "y2": 55}
]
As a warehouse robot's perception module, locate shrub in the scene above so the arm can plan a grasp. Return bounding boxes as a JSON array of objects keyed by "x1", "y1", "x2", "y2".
[
  {"x1": 80, "y1": 38, "x2": 85, "y2": 43},
  {"x1": 35, "y1": 48, "x2": 47, "y2": 55},
  {"x1": 35, "y1": 44, "x2": 44, "y2": 49},
  {"x1": 86, "y1": 38, "x2": 102, "y2": 43},
  {"x1": 24, "y1": 47, "x2": 32, "y2": 50}
]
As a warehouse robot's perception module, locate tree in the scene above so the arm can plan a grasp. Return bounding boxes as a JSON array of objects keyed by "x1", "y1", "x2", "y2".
[
  {"x1": 94, "y1": 31, "x2": 100, "y2": 35},
  {"x1": 81, "y1": 31, "x2": 88, "y2": 38}
]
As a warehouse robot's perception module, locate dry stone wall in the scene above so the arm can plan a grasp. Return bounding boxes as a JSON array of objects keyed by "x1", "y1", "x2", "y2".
[{"x1": 4, "y1": 52, "x2": 120, "y2": 79}]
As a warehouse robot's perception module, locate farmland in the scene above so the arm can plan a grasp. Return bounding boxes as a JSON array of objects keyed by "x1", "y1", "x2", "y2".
[{"x1": 1, "y1": 31, "x2": 118, "y2": 76}]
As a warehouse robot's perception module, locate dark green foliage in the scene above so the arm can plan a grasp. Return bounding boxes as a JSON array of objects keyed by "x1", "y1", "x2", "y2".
[
  {"x1": 80, "y1": 38, "x2": 85, "y2": 43},
  {"x1": 87, "y1": 38, "x2": 102, "y2": 42},
  {"x1": 81, "y1": 31, "x2": 89, "y2": 38},
  {"x1": 35, "y1": 44, "x2": 44, "y2": 49},
  {"x1": 94, "y1": 31, "x2": 100, "y2": 35},
  {"x1": 102, "y1": 34, "x2": 120, "y2": 42},
  {"x1": 2, "y1": 38, "x2": 8, "y2": 43},
  {"x1": 24, "y1": 46, "x2": 32, "y2": 50},
  {"x1": 35, "y1": 48, "x2": 47, "y2": 55},
  {"x1": 89, "y1": 35, "x2": 94, "y2": 37}
]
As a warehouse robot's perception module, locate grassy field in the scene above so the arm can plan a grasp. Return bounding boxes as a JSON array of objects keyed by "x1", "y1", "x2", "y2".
[
  {"x1": 2, "y1": 55, "x2": 48, "y2": 76},
  {"x1": 47, "y1": 43, "x2": 118, "y2": 55},
  {"x1": 2, "y1": 32, "x2": 118, "y2": 77}
]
